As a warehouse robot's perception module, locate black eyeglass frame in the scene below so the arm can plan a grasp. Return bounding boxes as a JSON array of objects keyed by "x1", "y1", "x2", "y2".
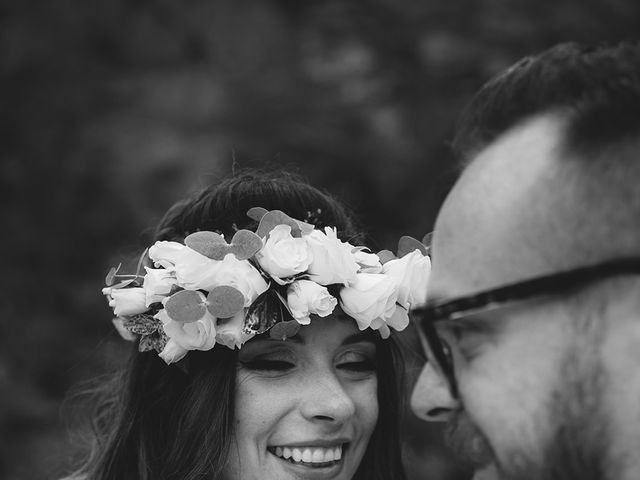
[{"x1": 411, "y1": 258, "x2": 640, "y2": 398}]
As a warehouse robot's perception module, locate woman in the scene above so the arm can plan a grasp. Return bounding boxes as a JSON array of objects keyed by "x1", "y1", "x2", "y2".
[{"x1": 70, "y1": 170, "x2": 430, "y2": 480}]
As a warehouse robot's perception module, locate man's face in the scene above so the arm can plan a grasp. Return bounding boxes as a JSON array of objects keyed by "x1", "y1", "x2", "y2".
[{"x1": 411, "y1": 114, "x2": 616, "y2": 480}]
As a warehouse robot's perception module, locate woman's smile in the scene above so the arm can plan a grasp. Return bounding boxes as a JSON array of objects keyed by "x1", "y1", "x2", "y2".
[
  {"x1": 266, "y1": 443, "x2": 348, "y2": 479},
  {"x1": 268, "y1": 443, "x2": 345, "y2": 464}
]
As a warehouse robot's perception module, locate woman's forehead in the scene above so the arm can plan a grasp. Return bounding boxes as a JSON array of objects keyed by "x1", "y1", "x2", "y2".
[{"x1": 248, "y1": 316, "x2": 375, "y2": 347}]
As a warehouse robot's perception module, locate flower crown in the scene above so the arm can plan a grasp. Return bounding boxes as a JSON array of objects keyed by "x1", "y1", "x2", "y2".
[{"x1": 102, "y1": 207, "x2": 431, "y2": 365}]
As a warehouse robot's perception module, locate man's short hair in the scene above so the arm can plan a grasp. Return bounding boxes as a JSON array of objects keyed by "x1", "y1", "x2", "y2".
[{"x1": 452, "y1": 42, "x2": 640, "y2": 164}]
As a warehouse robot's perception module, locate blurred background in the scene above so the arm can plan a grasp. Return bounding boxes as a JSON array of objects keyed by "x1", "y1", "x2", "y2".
[{"x1": 2, "y1": 0, "x2": 639, "y2": 478}]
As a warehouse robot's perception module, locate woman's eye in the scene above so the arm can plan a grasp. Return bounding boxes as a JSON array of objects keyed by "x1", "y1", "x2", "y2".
[
  {"x1": 337, "y1": 360, "x2": 376, "y2": 372},
  {"x1": 241, "y1": 359, "x2": 295, "y2": 372},
  {"x1": 336, "y1": 351, "x2": 376, "y2": 373}
]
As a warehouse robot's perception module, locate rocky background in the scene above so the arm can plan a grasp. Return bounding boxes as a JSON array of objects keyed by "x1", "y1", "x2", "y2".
[{"x1": 2, "y1": 0, "x2": 639, "y2": 478}]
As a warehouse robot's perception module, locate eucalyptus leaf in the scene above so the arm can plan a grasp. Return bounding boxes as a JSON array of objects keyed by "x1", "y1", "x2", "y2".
[
  {"x1": 228, "y1": 229, "x2": 263, "y2": 260},
  {"x1": 246, "y1": 207, "x2": 269, "y2": 222},
  {"x1": 206, "y1": 229, "x2": 264, "y2": 261},
  {"x1": 269, "y1": 320, "x2": 300, "y2": 340},
  {"x1": 397, "y1": 236, "x2": 428, "y2": 257},
  {"x1": 164, "y1": 290, "x2": 207, "y2": 323},
  {"x1": 206, "y1": 285, "x2": 245, "y2": 318},
  {"x1": 109, "y1": 278, "x2": 137, "y2": 290},
  {"x1": 185, "y1": 231, "x2": 226, "y2": 258},
  {"x1": 255, "y1": 210, "x2": 302, "y2": 238},
  {"x1": 293, "y1": 219, "x2": 315, "y2": 235},
  {"x1": 377, "y1": 249, "x2": 396, "y2": 264},
  {"x1": 105, "y1": 263, "x2": 121, "y2": 286}
]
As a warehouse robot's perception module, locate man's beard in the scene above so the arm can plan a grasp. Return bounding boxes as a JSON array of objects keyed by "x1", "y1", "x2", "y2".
[
  {"x1": 503, "y1": 347, "x2": 612, "y2": 480},
  {"x1": 444, "y1": 411, "x2": 494, "y2": 470},
  {"x1": 445, "y1": 349, "x2": 615, "y2": 480}
]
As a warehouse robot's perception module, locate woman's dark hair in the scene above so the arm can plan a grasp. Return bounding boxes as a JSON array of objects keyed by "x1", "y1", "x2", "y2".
[{"x1": 69, "y1": 170, "x2": 405, "y2": 480}]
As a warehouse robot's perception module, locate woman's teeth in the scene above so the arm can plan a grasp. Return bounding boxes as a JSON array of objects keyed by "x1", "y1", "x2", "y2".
[{"x1": 272, "y1": 445, "x2": 343, "y2": 464}]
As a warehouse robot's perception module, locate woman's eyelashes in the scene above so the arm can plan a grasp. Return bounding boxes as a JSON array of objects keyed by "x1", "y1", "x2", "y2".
[
  {"x1": 336, "y1": 349, "x2": 377, "y2": 373},
  {"x1": 240, "y1": 352, "x2": 296, "y2": 372},
  {"x1": 242, "y1": 359, "x2": 295, "y2": 372},
  {"x1": 239, "y1": 348, "x2": 377, "y2": 374}
]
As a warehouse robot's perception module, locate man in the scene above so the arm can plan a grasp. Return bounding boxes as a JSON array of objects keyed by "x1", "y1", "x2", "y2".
[{"x1": 410, "y1": 42, "x2": 640, "y2": 480}]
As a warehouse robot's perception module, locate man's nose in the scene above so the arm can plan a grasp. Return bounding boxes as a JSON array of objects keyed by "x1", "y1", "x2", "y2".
[{"x1": 410, "y1": 361, "x2": 460, "y2": 421}]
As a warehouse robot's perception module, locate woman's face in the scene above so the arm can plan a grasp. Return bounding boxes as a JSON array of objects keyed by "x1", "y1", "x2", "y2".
[{"x1": 222, "y1": 315, "x2": 379, "y2": 480}]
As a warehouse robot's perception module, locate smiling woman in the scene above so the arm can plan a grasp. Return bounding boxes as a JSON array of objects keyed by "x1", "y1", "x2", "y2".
[
  {"x1": 228, "y1": 318, "x2": 379, "y2": 480},
  {"x1": 64, "y1": 170, "x2": 429, "y2": 480}
]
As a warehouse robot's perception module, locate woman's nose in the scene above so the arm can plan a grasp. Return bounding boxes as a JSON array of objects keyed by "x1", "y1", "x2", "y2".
[
  {"x1": 410, "y1": 361, "x2": 460, "y2": 421},
  {"x1": 299, "y1": 371, "x2": 357, "y2": 424}
]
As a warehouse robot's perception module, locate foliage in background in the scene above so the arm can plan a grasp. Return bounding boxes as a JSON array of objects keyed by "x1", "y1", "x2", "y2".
[{"x1": 1, "y1": 0, "x2": 639, "y2": 478}]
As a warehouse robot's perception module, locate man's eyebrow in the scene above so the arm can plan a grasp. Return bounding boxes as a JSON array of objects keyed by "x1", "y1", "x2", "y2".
[
  {"x1": 435, "y1": 315, "x2": 497, "y2": 337},
  {"x1": 414, "y1": 292, "x2": 451, "y2": 310}
]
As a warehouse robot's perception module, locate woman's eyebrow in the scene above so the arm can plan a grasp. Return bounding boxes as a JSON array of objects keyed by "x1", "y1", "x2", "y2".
[
  {"x1": 254, "y1": 334, "x2": 305, "y2": 345},
  {"x1": 341, "y1": 332, "x2": 376, "y2": 346}
]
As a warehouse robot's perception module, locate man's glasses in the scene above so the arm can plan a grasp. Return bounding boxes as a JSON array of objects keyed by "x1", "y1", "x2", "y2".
[{"x1": 411, "y1": 258, "x2": 640, "y2": 398}]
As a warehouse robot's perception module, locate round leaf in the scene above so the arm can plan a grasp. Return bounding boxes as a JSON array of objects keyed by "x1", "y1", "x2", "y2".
[
  {"x1": 207, "y1": 285, "x2": 245, "y2": 318},
  {"x1": 269, "y1": 320, "x2": 301, "y2": 340},
  {"x1": 165, "y1": 290, "x2": 207, "y2": 323},
  {"x1": 206, "y1": 243, "x2": 235, "y2": 261},
  {"x1": 229, "y1": 229, "x2": 263, "y2": 260},
  {"x1": 397, "y1": 235, "x2": 428, "y2": 257},
  {"x1": 246, "y1": 207, "x2": 269, "y2": 222},
  {"x1": 255, "y1": 210, "x2": 302, "y2": 238},
  {"x1": 185, "y1": 231, "x2": 226, "y2": 258},
  {"x1": 377, "y1": 249, "x2": 396, "y2": 265}
]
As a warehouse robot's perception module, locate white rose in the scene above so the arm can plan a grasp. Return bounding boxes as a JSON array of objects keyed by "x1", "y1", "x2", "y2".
[
  {"x1": 143, "y1": 267, "x2": 178, "y2": 306},
  {"x1": 287, "y1": 279, "x2": 337, "y2": 325},
  {"x1": 159, "y1": 339, "x2": 188, "y2": 364},
  {"x1": 104, "y1": 287, "x2": 148, "y2": 316},
  {"x1": 157, "y1": 306, "x2": 217, "y2": 352},
  {"x1": 385, "y1": 305, "x2": 410, "y2": 332},
  {"x1": 148, "y1": 241, "x2": 186, "y2": 269},
  {"x1": 215, "y1": 311, "x2": 254, "y2": 349},
  {"x1": 363, "y1": 306, "x2": 409, "y2": 338},
  {"x1": 305, "y1": 227, "x2": 359, "y2": 286},
  {"x1": 369, "y1": 317, "x2": 391, "y2": 339},
  {"x1": 339, "y1": 273, "x2": 399, "y2": 330},
  {"x1": 257, "y1": 225, "x2": 313, "y2": 281},
  {"x1": 382, "y1": 249, "x2": 431, "y2": 308},
  {"x1": 353, "y1": 248, "x2": 383, "y2": 273},
  {"x1": 175, "y1": 248, "x2": 269, "y2": 305}
]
